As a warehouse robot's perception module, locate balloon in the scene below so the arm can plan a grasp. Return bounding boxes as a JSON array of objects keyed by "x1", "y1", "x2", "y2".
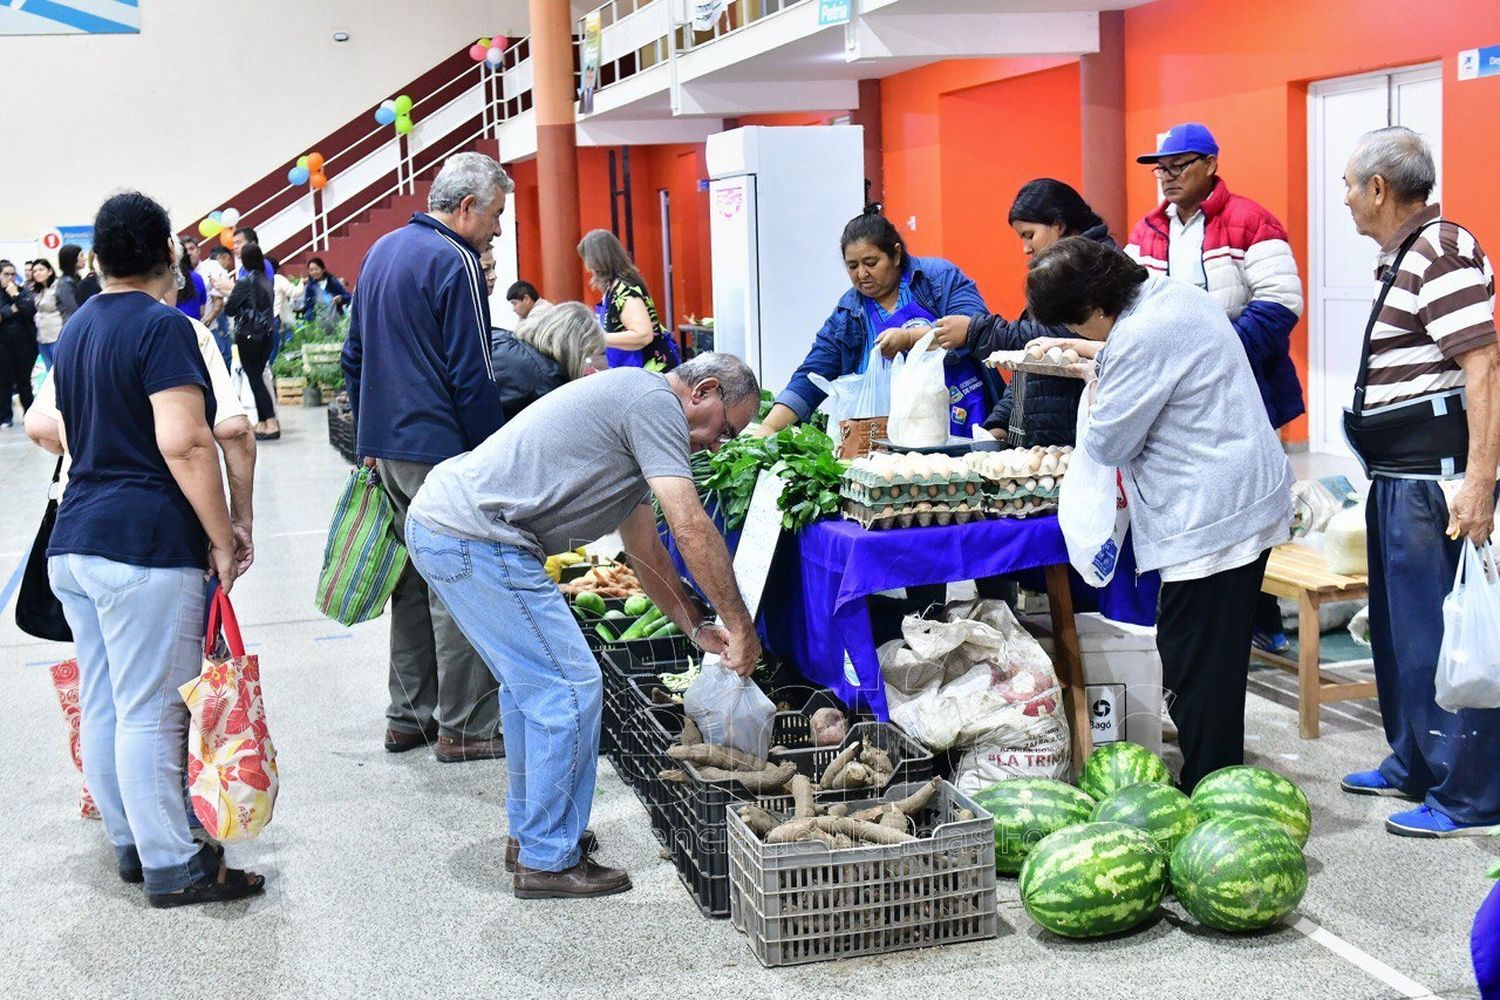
[
  {"x1": 198, "y1": 219, "x2": 218, "y2": 238},
  {"x1": 288, "y1": 165, "x2": 311, "y2": 185},
  {"x1": 478, "y1": 36, "x2": 491, "y2": 48},
  {"x1": 209, "y1": 210, "x2": 223, "y2": 223},
  {"x1": 297, "y1": 155, "x2": 310, "y2": 169},
  {"x1": 374, "y1": 106, "x2": 397, "y2": 126},
  {"x1": 469, "y1": 43, "x2": 486, "y2": 61},
  {"x1": 486, "y1": 46, "x2": 503, "y2": 66},
  {"x1": 380, "y1": 98, "x2": 396, "y2": 111},
  {"x1": 310, "y1": 171, "x2": 327, "y2": 191},
  {"x1": 221, "y1": 207, "x2": 240, "y2": 228},
  {"x1": 307, "y1": 152, "x2": 324, "y2": 172},
  {"x1": 492, "y1": 34, "x2": 507, "y2": 51},
  {"x1": 219, "y1": 229, "x2": 235, "y2": 248},
  {"x1": 393, "y1": 94, "x2": 413, "y2": 115},
  {"x1": 394, "y1": 115, "x2": 413, "y2": 135}
]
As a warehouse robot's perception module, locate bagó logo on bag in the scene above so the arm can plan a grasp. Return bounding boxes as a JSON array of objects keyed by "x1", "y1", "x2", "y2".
[{"x1": 1092, "y1": 537, "x2": 1119, "y2": 579}]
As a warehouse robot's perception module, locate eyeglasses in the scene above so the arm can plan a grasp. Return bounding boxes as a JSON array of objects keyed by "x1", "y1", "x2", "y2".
[
  {"x1": 714, "y1": 388, "x2": 736, "y2": 445},
  {"x1": 1151, "y1": 155, "x2": 1204, "y2": 179}
]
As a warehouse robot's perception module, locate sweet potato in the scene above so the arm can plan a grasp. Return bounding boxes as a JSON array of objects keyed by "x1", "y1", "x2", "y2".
[
  {"x1": 825, "y1": 761, "x2": 871, "y2": 790},
  {"x1": 810, "y1": 707, "x2": 848, "y2": 747},
  {"x1": 813, "y1": 816, "x2": 916, "y2": 845},
  {"x1": 737, "y1": 804, "x2": 779, "y2": 837},
  {"x1": 766, "y1": 818, "x2": 819, "y2": 844},
  {"x1": 859, "y1": 746, "x2": 894, "y2": 773},
  {"x1": 679, "y1": 717, "x2": 703, "y2": 746},
  {"x1": 658, "y1": 768, "x2": 689, "y2": 783},
  {"x1": 696, "y1": 761, "x2": 796, "y2": 793},
  {"x1": 790, "y1": 774, "x2": 815, "y2": 818},
  {"x1": 891, "y1": 777, "x2": 942, "y2": 816}
]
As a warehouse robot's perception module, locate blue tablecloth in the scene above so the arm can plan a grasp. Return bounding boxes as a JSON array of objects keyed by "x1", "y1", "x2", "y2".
[{"x1": 758, "y1": 515, "x2": 1159, "y2": 719}]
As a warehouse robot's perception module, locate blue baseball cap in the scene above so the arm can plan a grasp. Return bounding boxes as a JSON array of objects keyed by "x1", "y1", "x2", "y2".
[{"x1": 1136, "y1": 122, "x2": 1219, "y2": 164}]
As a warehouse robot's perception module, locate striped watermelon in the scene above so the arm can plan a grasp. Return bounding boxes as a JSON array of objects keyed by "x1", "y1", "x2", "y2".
[
  {"x1": 973, "y1": 779, "x2": 1096, "y2": 875},
  {"x1": 1191, "y1": 765, "x2": 1312, "y2": 847},
  {"x1": 1019, "y1": 822, "x2": 1167, "y2": 938},
  {"x1": 1170, "y1": 815, "x2": 1308, "y2": 932},
  {"x1": 1079, "y1": 742, "x2": 1173, "y2": 802},
  {"x1": 1090, "y1": 782, "x2": 1203, "y2": 854}
]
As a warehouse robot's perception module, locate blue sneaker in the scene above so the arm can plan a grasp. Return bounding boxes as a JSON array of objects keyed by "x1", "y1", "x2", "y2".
[
  {"x1": 1252, "y1": 629, "x2": 1290, "y2": 654},
  {"x1": 1385, "y1": 804, "x2": 1500, "y2": 838},
  {"x1": 1341, "y1": 769, "x2": 1419, "y2": 799}
]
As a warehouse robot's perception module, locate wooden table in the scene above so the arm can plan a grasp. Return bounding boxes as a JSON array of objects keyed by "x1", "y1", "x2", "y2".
[{"x1": 1252, "y1": 543, "x2": 1374, "y2": 738}]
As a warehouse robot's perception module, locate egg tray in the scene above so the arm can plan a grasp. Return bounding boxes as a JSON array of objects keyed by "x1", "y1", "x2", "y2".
[
  {"x1": 839, "y1": 470, "x2": 985, "y2": 506},
  {"x1": 841, "y1": 498, "x2": 989, "y2": 531},
  {"x1": 988, "y1": 497, "x2": 1058, "y2": 519},
  {"x1": 987, "y1": 482, "x2": 1062, "y2": 503}
]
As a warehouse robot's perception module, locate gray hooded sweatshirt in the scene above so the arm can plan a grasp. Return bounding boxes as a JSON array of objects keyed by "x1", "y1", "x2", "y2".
[{"x1": 1085, "y1": 274, "x2": 1293, "y2": 574}]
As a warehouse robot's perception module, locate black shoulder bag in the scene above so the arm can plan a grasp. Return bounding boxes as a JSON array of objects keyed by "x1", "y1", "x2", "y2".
[
  {"x1": 16, "y1": 457, "x2": 73, "y2": 642},
  {"x1": 1342, "y1": 220, "x2": 1471, "y2": 478}
]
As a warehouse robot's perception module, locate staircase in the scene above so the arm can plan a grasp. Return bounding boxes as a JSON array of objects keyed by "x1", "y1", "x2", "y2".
[{"x1": 279, "y1": 186, "x2": 430, "y2": 282}]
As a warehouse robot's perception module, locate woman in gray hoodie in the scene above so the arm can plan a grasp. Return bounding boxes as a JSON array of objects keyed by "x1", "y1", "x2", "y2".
[{"x1": 1025, "y1": 237, "x2": 1293, "y2": 790}]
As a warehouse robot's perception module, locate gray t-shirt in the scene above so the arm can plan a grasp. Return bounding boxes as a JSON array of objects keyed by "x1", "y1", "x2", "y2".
[{"x1": 410, "y1": 368, "x2": 693, "y2": 559}]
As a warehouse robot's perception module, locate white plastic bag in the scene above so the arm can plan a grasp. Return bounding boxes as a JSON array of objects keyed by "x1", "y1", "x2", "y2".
[
  {"x1": 683, "y1": 659, "x2": 776, "y2": 758},
  {"x1": 1325, "y1": 503, "x2": 1368, "y2": 576},
  {"x1": 886, "y1": 331, "x2": 949, "y2": 448},
  {"x1": 1057, "y1": 394, "x2": 1129, "y2": 586},
  {"x1": 1436, "y1": 543, "x2": 1500, "y2": 712}
]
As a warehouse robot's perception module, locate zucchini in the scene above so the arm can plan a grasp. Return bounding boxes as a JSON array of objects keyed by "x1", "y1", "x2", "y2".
[
  {"x1": 618, "y1": 608, "x2": 664, "y2": 642},
  {"x1": 594, "y1": 623, "x2": 617, "y2": 643},
  {"x1": 652, "y1": 621, "x2": 683, "y2": 638}
]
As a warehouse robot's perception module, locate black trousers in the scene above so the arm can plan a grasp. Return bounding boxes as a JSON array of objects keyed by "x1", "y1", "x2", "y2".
[
  {"x1": 0, "y1": 333, "x2": 37, "y2": 418},
  {"x1": 1158, "y1": 549, "x2": 1271, "y2": 791},
  {"x1": 237, "y1": 336, "x2": 276, "y2": 422}
]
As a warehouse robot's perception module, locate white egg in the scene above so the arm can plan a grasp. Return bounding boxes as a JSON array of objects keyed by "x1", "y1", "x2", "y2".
[{"x1": 1044, "y1": 346, "x2": 1065, "y2": 365}]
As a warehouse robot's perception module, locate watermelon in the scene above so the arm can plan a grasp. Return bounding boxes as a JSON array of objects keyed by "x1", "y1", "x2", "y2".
[
  {"x1": 1079, "y1": 742, "x2": 1173, "y2": 802},
  {"x1": 1191, "y1": 765, "x2": 1312, "y2": 847},
  {"x1": 1019, "y1": 822, "x2": 1168, "y2": 938},
  {"x1": 1170, "y1": 815, "x2": 1308, "y2": 932},
  {"x1": 973, "y1": 779, "x2": 1096, "y2": 875},
  {"x1": 1090, "y1": 782, "x2": 1203, "y2": 854}
]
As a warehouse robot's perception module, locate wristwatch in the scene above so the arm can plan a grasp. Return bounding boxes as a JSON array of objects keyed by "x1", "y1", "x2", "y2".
[{"x1": 689, "y1": 620, "x2": 717, "y2": 645}]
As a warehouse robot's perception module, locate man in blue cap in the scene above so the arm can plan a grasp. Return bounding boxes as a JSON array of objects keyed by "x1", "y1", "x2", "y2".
[{"x1": 1126, "y1": 122, "x2": 1305, "y2": 655}]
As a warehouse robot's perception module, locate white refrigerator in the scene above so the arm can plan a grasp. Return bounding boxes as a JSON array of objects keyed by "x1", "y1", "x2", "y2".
[{"x1": 707, "y1": 126, "x2": 865, "y2": 395}]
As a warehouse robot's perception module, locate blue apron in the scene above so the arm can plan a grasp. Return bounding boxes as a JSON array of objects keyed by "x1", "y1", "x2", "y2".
[
  {"x1": 863, "y1": 293, "x2": 988, "y2": 438},
  {"x1": 597, "y1": 300, "x2": 681, "y2": 370}
]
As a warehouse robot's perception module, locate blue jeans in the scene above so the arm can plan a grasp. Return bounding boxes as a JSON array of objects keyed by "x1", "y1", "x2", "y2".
[
  {"x1": 212, "y1": 314, "x2": 232, "y2": 369},
  {"x1": 38, "y1": 341, "x2": 55, "y2": 370},
  {"x1": 1368, "y1": 478, "x2": 1500, "y2": 824},
  {"x1": 48, "y1": 554, "x2": 216, "y2": 893},
  {"x1": 405, "y1": 518, "x2": 602, "y2": 871}
]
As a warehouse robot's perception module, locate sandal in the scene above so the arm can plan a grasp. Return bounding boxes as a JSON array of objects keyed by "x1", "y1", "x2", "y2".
[
  {"x1": 119, "y1": 841, "x2": 224, "y2": 884},
  {"x1": 148, "y1": 862, "x2": 264, "y2": 908}
]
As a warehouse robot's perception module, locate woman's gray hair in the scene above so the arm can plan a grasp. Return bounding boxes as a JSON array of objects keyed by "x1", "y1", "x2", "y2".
[
  {"x1": 512, "y1": 301, "x2": 604, "y2": 381},
  {"x1": 428, "y1": 152, "x2": 514, "y2": 214},
  {"x1": 1348, "y1": 126, "x2": 1436, "y2": 204},
  {"x1": 671, "y1": 352, "x2": 760, "y2": 405},
  {"x1": 577, "y1": 228, "x2": 645, "y2": 290}
]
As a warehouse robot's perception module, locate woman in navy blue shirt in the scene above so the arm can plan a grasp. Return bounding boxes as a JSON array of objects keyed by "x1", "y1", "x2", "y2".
[
  {"x1": 47, "y1": 191, "x2": 263, "y2": 907},
  {"x1": 759, "y1": 210, "x2": 994, "y2": 437}
]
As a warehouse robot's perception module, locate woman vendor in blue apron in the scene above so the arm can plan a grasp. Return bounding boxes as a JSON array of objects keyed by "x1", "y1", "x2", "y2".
[
  {"x1": 758, "y1": 208, "x2": 995, "y2": 437},
  {"x1": 579, "y1": 228, "x2": 681, "y2": 371}
]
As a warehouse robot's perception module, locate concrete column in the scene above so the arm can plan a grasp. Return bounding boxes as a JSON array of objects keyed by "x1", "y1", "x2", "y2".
[
  {"x1": 1080, "y1": 10, "x2": 1126, "y2": 238},
  {"x1": 851, "y1": 79, "x2": 884, "y2": 208},
  {"x1": 530, "y1": 0, "x2": 583, "y2": 300}
]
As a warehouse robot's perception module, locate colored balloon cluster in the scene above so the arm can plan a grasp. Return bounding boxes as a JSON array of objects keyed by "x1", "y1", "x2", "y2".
[
  {"x1": 469, "y1": 34, "x2": 509, "y2": 68},
  {"x1": 373, "y1": 94, "x2": 415, "y2": 135},
  {"x1": 287, "y1": 151, "x2": 327, "y2": 190},
  {"x1": 197, "y1": 206, "x2": 242, "y2": 247}
]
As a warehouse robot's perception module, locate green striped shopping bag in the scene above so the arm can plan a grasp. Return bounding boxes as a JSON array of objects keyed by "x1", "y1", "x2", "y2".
[{"x1": 314, "y1": 467, "x2": 408, "y2": 626}]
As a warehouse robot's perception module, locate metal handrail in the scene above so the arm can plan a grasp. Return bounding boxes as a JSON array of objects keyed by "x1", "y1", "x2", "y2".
[
  {"x1": 278, "y1": 119, "x2": 492, "y2": 261},
  {"x1": 676, "y1": 0, "x2": 809, "y2": 51}
]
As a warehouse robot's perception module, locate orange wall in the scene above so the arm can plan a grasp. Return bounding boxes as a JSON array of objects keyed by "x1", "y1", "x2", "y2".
[
  {"x1": 937, "y1": 63, "x2": 1083, "y2": 319},
  {"x1": 1123, "y1": 0, "x2": 1500, "y2": 442}
]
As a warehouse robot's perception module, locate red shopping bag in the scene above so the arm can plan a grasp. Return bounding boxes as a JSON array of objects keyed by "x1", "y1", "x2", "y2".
[
  {"x1": 180, "y1": 588, "x2": 279, "y2": 840},
  {"x1": 47, "y1": 659, "x2": 100, "y2": 820}
]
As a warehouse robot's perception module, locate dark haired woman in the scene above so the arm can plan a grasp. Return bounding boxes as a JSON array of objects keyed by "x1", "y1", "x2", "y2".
[
  {"x1": 173, "y1": 242, "x2": 209, "y2": 323},
  {"x1": 56, "y1": 244, "x2": 83, "y2": 326},
  {"x1": 577, "y1": 228, "x2": 678, "y2": 370},
  {"x1": 227, "y1": 242, "x2": 279, "y2": 440},
  {"x1": 301, "y1": 256, "x2": 350, "y2": 318},
  {"x1": 30, "y1": 259, "x2": 66, "y2": 370},
  {"x1": 46, "y1": 190, "x2": 262, "y2": 906},
  {"x1": 759, "y1": 209, "x2": 993, "y2": 437},
  {"x1": 933, "y1": 178, "x2": 1113, "y2": 445},
  {"x1": 1024, "y1": 236, "x2": 1293, "y2": 791}
]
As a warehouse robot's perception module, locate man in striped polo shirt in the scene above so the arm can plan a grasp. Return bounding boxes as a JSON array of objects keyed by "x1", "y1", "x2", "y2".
[{"x1": 1339, "y1": 126, "x2": 1500, "y2": 838}]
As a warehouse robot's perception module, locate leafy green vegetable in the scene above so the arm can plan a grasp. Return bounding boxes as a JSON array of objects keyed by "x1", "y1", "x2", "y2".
[{"x1": 698, "y1": 425, "x2": 843, "y2": 533}]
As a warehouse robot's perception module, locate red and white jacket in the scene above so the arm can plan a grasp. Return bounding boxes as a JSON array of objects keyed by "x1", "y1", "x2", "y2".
[{"x1": 1125, "y1": 179, "x2": 1302, "y2": 321}]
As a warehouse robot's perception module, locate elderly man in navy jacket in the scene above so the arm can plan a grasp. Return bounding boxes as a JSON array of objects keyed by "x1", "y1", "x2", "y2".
[{"x1": 342, "y1": 152, "x2": 511, "y2": 762}]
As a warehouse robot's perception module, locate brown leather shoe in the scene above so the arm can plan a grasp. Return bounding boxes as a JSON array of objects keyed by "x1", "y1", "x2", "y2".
[
  {"x1": 384, "y1": 725, "x2": 435, "y2": 753},
  {"x1": 513, "y1": 857, "x2": 632, "y2": 899},
  {"x1": 434, "y1": 733, "x2": 505, "y2": 763},
  {"x1": 504, "y1": 830, "x2": 599, "y2": 873}
]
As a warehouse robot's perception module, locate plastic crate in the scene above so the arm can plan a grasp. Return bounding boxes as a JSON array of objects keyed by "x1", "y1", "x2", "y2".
[
  {"x1": 726, "y1": 780, "x2": 998, "y2": 967},
  {"x1": 771, "y1": 722, "x2": 937, "y2": 801}
]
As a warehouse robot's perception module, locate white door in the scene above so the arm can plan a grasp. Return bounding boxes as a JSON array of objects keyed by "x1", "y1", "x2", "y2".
[{"x1": 1307, "y1": 64, "x2": 1441, "y2": 456}]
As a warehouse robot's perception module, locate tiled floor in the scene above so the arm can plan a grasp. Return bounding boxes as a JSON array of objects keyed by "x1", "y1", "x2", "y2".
[{"x1": 0, "y1": 408, "x2": 1491, "y2": 999}]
